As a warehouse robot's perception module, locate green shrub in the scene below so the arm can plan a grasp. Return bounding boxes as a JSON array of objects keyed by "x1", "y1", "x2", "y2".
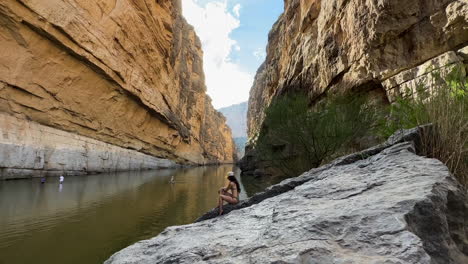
[
  {"x1": 380, "y1": 66, "x2": 468, "y2": 186},
  {"x1": 255, "y1": 67, "x2": 467, "y2": 185},
  {"x1": 255, "y1": 92, "x2": 380, "y2": 177}
]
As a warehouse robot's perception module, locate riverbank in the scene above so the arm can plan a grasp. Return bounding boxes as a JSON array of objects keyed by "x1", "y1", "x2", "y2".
[
  {"x1": 105, "y1": 128, "x2": 468, "y2": 263},
  {"x1": 0, "y1": 113, "x2": 178, "y2": 180}
]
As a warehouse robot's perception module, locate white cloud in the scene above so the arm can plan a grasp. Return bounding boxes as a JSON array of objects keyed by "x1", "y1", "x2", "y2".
[
  {"x1": 253, "y1": 48, "x2": 266, "y2": 61},
  {"x1": 233, "y1": 4, "x2": 241, "y2": 17},
  {"x1": 182, "y1": 0, "x2": 253, "y2": 109}
]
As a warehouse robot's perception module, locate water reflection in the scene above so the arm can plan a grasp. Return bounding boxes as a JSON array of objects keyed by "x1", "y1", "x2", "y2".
[{"x1": 0, "y1": 165, "x2": 256, "y2": 264}]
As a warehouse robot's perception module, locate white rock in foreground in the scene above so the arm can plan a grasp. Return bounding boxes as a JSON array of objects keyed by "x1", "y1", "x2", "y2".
[{"x1": 106, "y1": 141, "x2": 467, "y2": 263}]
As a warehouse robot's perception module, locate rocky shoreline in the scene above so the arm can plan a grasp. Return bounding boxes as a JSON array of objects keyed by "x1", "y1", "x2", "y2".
[{"x1": 105, "y1": 128, "x2": 468, "y2": 263}]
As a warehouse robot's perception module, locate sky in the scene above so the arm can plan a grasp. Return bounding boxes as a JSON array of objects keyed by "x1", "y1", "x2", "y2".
[{"x1": 182, "y1": 0, "x2": 284, "y2": 109}]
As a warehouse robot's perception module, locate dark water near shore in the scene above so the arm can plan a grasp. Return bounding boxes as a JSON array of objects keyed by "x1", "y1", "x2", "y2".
[{"x1": 0, "y1": 165, "x2": 265, "y2": 264}]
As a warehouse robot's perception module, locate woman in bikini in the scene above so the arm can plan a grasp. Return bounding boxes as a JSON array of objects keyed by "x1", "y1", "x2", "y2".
[{"x1": 218, "y1": 171, "x2": 241, "y2": 215}]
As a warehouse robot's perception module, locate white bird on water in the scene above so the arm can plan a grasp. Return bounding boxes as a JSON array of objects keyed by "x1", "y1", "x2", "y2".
[{"x1": 170, "y1": 176, "x2": 175, "y2": 184}]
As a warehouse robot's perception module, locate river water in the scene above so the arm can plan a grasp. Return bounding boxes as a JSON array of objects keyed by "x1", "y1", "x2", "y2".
[{"x1": 0, "y1": 165, "x2": 264, "y2": 264}]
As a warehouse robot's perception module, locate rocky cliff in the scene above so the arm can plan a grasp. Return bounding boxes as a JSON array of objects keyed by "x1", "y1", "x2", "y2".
[
  {"x1": 247, "y1": 0, "x2": 468, "y2": 141},
  {"x1": 218, "y1": 102, "x2": 247, "y2": 139},
  {"x1": 105, "y1": 128, "x2": 468, "y2": 263},
  {"x1": 218, "y1": 102, "x2": 248, "y2": 157},
  {"x1": 0, "y1": 0, "x2": 235, "y2": 177},
  {"x1": 0, "y1": 113, "x2": 176, "y2": 180}
]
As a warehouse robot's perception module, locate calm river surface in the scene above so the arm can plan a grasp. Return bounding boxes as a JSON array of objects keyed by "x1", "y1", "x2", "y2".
[{"x1": 0, "y1": 165, "x2": 262, "y2": 264}]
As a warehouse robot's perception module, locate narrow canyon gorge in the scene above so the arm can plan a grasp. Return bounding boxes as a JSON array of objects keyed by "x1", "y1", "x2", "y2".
[
  {"x1": 0, "y1": 0, "x2": 466, "y2": 263},
  {"x1": 107, "y1": 0, "x2": 467, "y2": 263}
]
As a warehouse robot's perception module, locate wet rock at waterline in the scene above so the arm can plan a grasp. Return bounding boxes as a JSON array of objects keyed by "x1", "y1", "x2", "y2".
[{"x1": 105, "y1": 130, "x2": 468, "y2": 263}]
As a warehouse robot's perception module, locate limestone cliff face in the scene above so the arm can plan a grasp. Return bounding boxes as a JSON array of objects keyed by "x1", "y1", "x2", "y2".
[
  {"x1": 218, "y1": 102, "x2": 248, "y2": 157},
  {"x1": 0, "y1": 113, "x2": 176, "y2": 180},
  {"x1": 218, "y1": 102, "x2": 248, "y2": 139},
  {"x1": 0, "y1": 0, "x2": 235, "y2": 166},
  {"x1": 248, "y1": 0, "x2": 468, "y2": 140}
]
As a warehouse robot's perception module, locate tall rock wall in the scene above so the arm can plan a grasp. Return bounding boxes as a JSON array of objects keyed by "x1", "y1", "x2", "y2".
[
  {"x1": 247, "y1": 0, "x2": 468, "y2": 141},
  {"x1": 0, "y1": 0, "x2": 235, "y2": 171}
]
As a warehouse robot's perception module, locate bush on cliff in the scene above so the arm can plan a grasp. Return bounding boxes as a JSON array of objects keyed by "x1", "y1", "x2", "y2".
[
  {"x1": 380, "y1": 67, "x2": 468, "y2": 186},
  {"x1": 254, "y1": 67, "x2": 467, "y2": 184},
  {"x1": 255, "y1": 92, "x2": 380, "y2": 177}
]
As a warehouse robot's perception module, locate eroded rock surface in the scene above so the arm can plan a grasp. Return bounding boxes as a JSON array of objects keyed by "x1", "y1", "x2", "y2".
[
  {"x1": 247, "y1": 0, "x2": 468, "y2": 140},
  {"x1": 383, "y1": 49, "x2": 468, "y2": 102},
  {"x1": 105, "y1": 130, "x2": 468, "y2": 264},
  {"x1": 0, "y1": 0, "x2": 235, "y2": 168},
  {"x1": 0, "y1": 113, "x2": 176, "y2": 179}
]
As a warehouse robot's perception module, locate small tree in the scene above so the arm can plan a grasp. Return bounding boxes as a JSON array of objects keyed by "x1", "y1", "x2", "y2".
[{"x1": 256, "y1": 92, "x2": 379, "y2": 177}]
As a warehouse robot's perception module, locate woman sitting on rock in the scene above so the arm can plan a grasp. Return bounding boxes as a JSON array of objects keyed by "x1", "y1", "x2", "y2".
[{"x1": 218, "y1": 171, "x2": 241, "y2": 215}]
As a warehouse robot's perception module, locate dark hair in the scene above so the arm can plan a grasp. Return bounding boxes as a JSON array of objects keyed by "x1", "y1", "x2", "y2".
[{"x1": 227, "y1": 175, "x2": 241, "y2": 193}]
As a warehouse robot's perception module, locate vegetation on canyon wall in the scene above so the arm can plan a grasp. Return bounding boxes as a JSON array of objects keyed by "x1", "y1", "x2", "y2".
[
  {"x1": 255, "y1": 92, "x2": 381, "y2": 177},
  {"x1": 380, "y1": 67, "x2": 468, "y2": 186},
  {"x1": 255, "y1": 69, "x2": 467, "y2": 185},
  {"x1": 243, "y1": 0, "x2": 467, "y2": 188}
]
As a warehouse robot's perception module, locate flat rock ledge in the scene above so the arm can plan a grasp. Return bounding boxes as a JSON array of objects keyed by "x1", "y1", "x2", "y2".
[{"x1": 105, "y1": 128, "x2": 468, "y2": 264}]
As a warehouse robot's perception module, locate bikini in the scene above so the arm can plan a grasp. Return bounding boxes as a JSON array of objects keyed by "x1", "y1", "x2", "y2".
[{"x1": 228, "y1": 184, "x2": 239, "y2": 203}]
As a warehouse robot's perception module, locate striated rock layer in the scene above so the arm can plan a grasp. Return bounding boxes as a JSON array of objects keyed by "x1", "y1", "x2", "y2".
[
  {"x1": 0, "y1": 0, "x2": 235, "y2": 170},
  {"x1": 105, "y1": 128, "x2": 468, "y2": 263},
  {"x1": 0, "y1": 113, "x2": 176, "y2": 180},
  {"x1": 247, "y1": 0, "x2": 468, "y2": 141}
]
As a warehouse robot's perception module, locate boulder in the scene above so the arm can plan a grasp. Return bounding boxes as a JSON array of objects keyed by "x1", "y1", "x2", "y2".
[{"x1": 105, "y1": 128, "x2": 468, "y2": 263}]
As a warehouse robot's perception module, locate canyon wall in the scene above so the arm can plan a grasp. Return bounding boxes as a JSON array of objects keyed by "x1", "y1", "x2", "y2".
[
  {"x1": 0, "y1": 0, "x2": 235, "y2": 174},
  {"x1": 247, "y1": 0, "x2": 468, "y2": 141},
  {"x1": 0, "y1": 113, "x2": 177, "y2": 180},
  {"x1": 218, "y1": 102, "x2": 248, "y2": 139}
]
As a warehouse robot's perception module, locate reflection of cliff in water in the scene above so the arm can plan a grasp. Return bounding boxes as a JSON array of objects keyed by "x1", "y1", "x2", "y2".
[
  {"x1": 0, "y1": 170, "x2": 172, "y2": 224},
  {"x1": 0, "y1": 165, "x2": 252, "y2": 264}
]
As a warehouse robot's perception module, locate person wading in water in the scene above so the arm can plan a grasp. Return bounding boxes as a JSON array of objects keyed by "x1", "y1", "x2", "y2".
[{"x1": 218, "y1": 171, "x2": 241, "y2": 215}]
